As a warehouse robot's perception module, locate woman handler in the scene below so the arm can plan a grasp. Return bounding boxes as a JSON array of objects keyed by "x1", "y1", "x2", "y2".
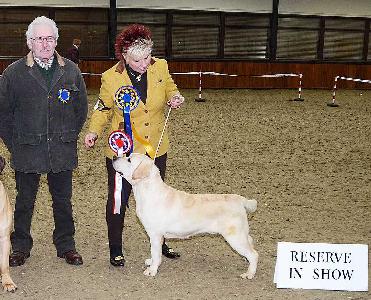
[{"x1": 84, "y1": 24, "x2": 184, "y2": 266}]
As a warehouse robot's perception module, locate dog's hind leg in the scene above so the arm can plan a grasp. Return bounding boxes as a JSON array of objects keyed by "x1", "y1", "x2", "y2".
[
  {"x1": 223, "y1": 231, "x2": 258, "y2": 279},
  {"x1": 143, "y1": 234, "x2": 163, "y2": 277}
]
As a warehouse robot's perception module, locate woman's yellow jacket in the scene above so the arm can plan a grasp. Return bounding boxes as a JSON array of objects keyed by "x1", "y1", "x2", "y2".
[{"x1": 88, "y1": 57, "x2": 180, "y2": 159}]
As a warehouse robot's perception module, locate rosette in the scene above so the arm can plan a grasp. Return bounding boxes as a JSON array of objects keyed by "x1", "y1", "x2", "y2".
[
  {"x1": 57, "y1": 88, "x2": 71, "y2": 104},
  {"x1": 108, "y1": 130, "x2": 133, "y2": 156},
  {"x1": 114, "y1": 85, "x2": 140, "y2": 111}
]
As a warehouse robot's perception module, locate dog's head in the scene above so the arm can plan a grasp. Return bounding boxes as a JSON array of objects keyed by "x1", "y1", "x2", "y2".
[
  {"x1": 113, "y1": 153, "x2": 159, "y2": 184},
  {"x1": 0, "y1": 156, "x2": 5, "y2": 174}
]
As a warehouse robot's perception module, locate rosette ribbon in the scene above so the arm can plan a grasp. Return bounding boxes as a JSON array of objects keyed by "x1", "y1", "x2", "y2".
[
  {"x1": 114, "y1": 86, "x2": 140, "y2": 155},
  {"x1": 131, "y1": 126, "x2": 155, "y2": 159},
  {"x1": 57, "y1": 88, "x2": 71, "y2": 104},
  {"x1": 113, "y1": 85, "x2": 156, "y2": 158},
  {"x1": 123, "y1": 96, "x2": 133, "y2": 155}
]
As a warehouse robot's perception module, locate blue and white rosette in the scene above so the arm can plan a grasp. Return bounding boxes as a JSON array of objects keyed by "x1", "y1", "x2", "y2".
[
  {"x1": 114, "y1": 85, "x2": 140, "y2": 112},
  {"x1": 114, "y1": 86, "x2": 140, "y2": 155},
  {"x1": 57, "y1": 88, "x2": 71, "y2": 104}
]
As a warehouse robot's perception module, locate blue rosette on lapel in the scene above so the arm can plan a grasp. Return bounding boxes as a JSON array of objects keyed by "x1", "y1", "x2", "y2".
[{"x1": 57, "y1": 88, "x2": 71, "y2": 103}]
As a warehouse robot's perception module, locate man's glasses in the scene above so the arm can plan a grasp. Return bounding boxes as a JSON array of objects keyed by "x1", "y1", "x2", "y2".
[{"x1": 31, "y1": 36, "x2": 56, "y2": 44}]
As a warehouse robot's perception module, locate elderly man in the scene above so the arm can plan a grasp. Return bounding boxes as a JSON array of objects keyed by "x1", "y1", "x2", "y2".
[{"x1": 0, "y1": 16, "x2": 87, "y2": 266}]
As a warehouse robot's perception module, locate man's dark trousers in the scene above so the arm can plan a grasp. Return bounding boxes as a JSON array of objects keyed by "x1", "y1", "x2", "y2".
[{"x1": 11, "y1": 170, "x2": 76, "y2": 256}]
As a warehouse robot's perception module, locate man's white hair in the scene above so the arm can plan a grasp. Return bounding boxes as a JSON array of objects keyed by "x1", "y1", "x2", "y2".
[{"x1": 26, "y1": 16, "x2": 59, "y2": 41}]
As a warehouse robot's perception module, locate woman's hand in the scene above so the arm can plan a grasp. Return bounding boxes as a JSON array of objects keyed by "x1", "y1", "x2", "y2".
[
  {"x1": 84, "y1": 132, "x2": 98, "y2": 148},
  {"x1": 167, "y1": 94, "x2": 184, "y2": 109}
]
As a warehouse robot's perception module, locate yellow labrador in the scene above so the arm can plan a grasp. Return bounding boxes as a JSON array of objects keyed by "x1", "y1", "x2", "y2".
[
  {"x1": 0, "y1": 157, "x2": 16, "y2": 292},
  {"x1": 113, "y1": 153, "x2": 258, "y2": 279}
]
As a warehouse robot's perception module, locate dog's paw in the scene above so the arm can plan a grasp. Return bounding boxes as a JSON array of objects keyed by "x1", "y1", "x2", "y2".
[
  {"x1": 2, "y1": 279, "x2": 17, "y2": 292},
  {"x1": 240, "y1": 271, "x2": 255, "y2": 279},
  {"x1": 144, "y1": 258, "x2": 152, "y2": 266},
  {"x1": 143, "y1": 267, "x2": 158, "y2": 277}
]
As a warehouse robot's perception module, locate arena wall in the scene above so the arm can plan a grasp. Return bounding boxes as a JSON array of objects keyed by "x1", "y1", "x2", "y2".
[
  {"x1": 69, "y1": 60, "x2": 371, "y2": 90},
  {"x1": 1, "y1": 60, "x2": 369, "y2": 90}
]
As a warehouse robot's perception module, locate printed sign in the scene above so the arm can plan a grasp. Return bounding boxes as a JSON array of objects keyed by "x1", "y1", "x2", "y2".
[{"x1": 274, "y1": 242, "x2": 368, "y2": 291}]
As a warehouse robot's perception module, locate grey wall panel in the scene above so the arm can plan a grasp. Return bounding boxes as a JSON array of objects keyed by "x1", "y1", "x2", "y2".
[
  {"x1": 120, "y1": 0, "x2": 272, "y2": 13},
  {"x1": 279, "y1": 0, "x2": 371, "y2": 18}
]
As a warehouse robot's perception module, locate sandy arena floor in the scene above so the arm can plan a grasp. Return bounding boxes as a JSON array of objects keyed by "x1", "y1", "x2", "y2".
[{"x1": 0, "y1": 89, "x2": 370, "y2": 299}]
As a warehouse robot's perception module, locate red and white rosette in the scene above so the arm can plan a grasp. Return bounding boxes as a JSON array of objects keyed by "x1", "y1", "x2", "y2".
[{"x1": 108, "y1": 130, "x2": 133, "y2": 157}]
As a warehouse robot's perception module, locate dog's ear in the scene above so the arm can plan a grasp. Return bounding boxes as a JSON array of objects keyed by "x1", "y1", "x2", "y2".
[{"x1": 132, "y1": 159, "x2": 153, "y2": 180}]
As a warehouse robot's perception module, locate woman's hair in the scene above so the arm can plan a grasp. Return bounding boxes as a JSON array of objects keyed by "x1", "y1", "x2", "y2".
[
  {"x1": 26, "y1": 16, "x2": 59, "y2": 40},
  {"x1": 114, "y1": 24, "x2": 153, "y2": 60}
]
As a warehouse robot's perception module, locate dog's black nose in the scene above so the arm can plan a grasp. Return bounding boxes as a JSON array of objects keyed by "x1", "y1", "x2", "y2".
[{"x1": 112, "y1": 156, "x2": 118, "y2": 161}]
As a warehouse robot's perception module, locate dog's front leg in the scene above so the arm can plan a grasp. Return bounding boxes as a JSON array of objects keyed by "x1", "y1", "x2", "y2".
[
  {"x1": 143, "y1": 234, "x2": 163, "y2": 277},
  {"x1": 0, "y1": 235, "x2": 17, "y2": 292}
]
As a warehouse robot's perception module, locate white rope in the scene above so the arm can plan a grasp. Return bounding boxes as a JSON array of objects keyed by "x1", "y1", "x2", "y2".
[
  {"x1": 171, "y1": 71, "x2": 200, "y2": 75},
  {"x1": 81, "y1": 71, "x2": 302, "y2": 78},
  {"x1": 81, "y1": 72, "x2": 102, "y2": 76},
  {"x1": 338, "y1": 76, "x2": 371, "y2": 84},
  {"x1": 200, "y1": 71, "x2": 238, "y2": 76},
  {"x1": 251, "y1": 73, "x2": 300, "y2": 78},
  {"x1": 154, "y1": 107, "x2": 172, "y2": 160},
  {"x1": 82, "y1": 71, "x2": 239, "y2": 77},
  {"x1": 172, "y1": 71, "x2": 238, "y2": 76}
]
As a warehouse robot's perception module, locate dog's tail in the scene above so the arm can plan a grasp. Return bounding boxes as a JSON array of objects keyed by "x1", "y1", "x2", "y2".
[{"x1": 243, "y1": 198, "x2": 257, "y2": 213}]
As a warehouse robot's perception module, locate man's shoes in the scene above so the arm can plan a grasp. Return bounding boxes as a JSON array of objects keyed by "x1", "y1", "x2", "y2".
[
  {"x1": 162, "y1": 243, "x2": 180, "y2": 259},
  {"x1": 9, "y1": 251, "x2": 30, "y2": 267},
  {"x1": 110, "y1": 255, "x2": 125, "y2": 267},
  {"x1": 58, "y1": 250, "x2": 83, "y2": 265}
]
